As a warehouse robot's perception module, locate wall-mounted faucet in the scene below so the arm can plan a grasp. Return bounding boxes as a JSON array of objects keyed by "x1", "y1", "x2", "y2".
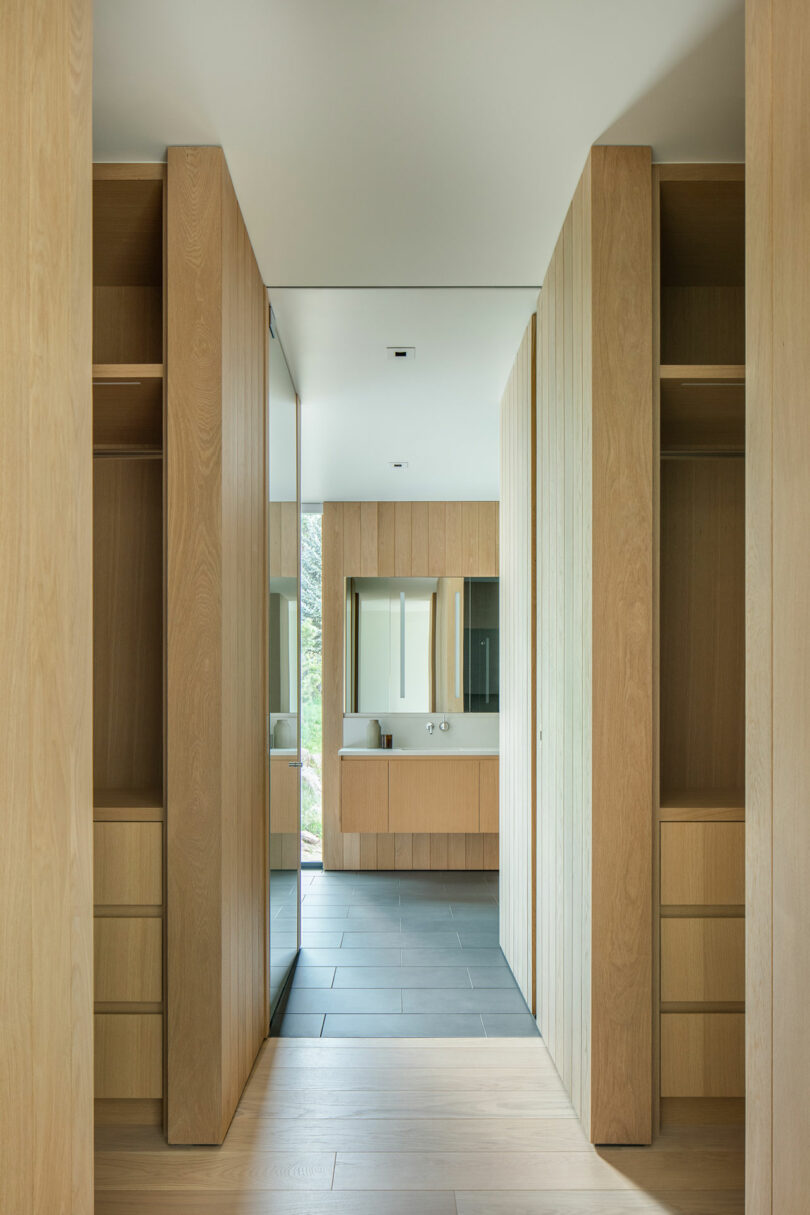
[{"x1": 425, "y1": 721, "x2": 435, "y2": 735}]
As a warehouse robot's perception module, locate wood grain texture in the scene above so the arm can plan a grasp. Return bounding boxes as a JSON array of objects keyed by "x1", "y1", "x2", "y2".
[
  {"x1": 0, "y1": 1, "x2": 94, "y2": 1209},
  {"x1": 166, "y1": 147, "x2": 267, "y2": 1144},
  {"x1": 661, "y1": 919, "x2": 745, "y2": 1004},
  {"x1": 322, "y1": 501, "x2": 498, "y2": 869},
  {"x1": 536, "y1": 147, "x2": 653, "y2": 1145},
  {"x1": 747, "y1": 3, "x2": 810, "y2": 1209},
  {"x1": 661, "y1": 1015, "x2": 745, "y2": 1098},
  {"x1": 389, "y1": 759, "x2": 480, "y2": 834},
  {"x1": 745, "y1": 4, "x2": 773, "y2": 1212},
  {"x1": 660, "y1": 459, "x2": 745, "y2": 797},
  {"x1": 95, "y1": 1015, "x2": 163, "y2": 1099},
  {"x1": 93, "y1": 458, "x2": 163, "y2": 793},
  {"x1": 340, "y1": 759, "x2": 389, "y2": 833},
  {"x1": 95, "y1": 919, "x2": 163, "y2": 1003},
  {"x1": 660, "y1": 824, "x2": 745, "y2": 906},
  {"x1": 94, "y1": 1037, "x2": 743, "y2": 1212},
  {"x1": 499, "y1": 318, "x2": 536, "y2": 1009},
  {"x1": 479, "y1": 759, "x2": 499, "y2": 835},
  {"x1": 94, "y1": 823, "x2": 163, "y2": 906}
]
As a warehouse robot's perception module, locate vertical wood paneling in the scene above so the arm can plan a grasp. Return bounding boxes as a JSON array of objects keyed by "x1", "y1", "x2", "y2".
[
  {"x1": 536, "y1": 147, "x2": 652, "y2": 1145},
  {"x1": 359, "y1": 502, "x2": 378, "y2": 575},
  {"x1": 377, "y1": 501, "x2": 396, "y2": 576},
  {"x1": 746, "y1": 3, "x2": 773, "y2": 1211},
  {"x1": 342, "y1": 501, "x2": 361, "y2": 573},
  {"x1": 498, "y1": 320, "x2": 536, "y2": 1009},
  {"x1": 747, "y1": 2, "x2": 810, "y2": 1210},
  {"x1": 462, "y1": 502, "x2": 480, "y2": 574},
  {"x1": 428, "y1": 502, "x2": 446, "y2": 574},
  {"x1": 394, "y1": 502, "x2": 412, "y2": 575},
  {"x1": 323, "y1": 500, "x2": 498, "y2": 870},
  {"x1": 445, "y1": 502, "x2": 464, "y2": 573},
  {"x1": 167, "y1": 148, "x2": 267, "y2": 1144},
  {"x1": 411, "y1": 502, "x2": 429, "y2": 574},
  {"x1": 0, "y1": 1, "x2": 93, "y2": 1207}
]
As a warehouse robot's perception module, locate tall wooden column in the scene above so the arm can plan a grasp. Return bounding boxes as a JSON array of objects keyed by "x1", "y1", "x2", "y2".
[{"x1": 0, "y1": 0, "x2": 94, "y2": 1210}]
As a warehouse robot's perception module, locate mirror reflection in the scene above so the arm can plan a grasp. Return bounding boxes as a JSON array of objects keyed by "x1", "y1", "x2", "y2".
[
  {"x1": 268, "y1": 320, "x2": 300, "y2": 1015},
  {"x1": 345, "y1": 576, "x2": 499, "y2": 714}
]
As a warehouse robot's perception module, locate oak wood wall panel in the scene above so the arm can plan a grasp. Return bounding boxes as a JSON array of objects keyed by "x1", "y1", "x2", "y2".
[
  {"x1": 167, "y1": 147, "x2": 267, "y2": 1144},
  {"x1": 536, "y1": 147, "x2": 653, "y2": 1145},
  {"x1": 498, "y1": 318, "x2": 537, "y2": 1010},
  {"x1": 746, "y1": 1, "x2": 810, "y2": 1208},
  {"x1": 0, "y1": 0, "x2": 93, "y2": 1209},
  {"x1": 322, "y1": 501, "x2": 499, "y2": 870}
]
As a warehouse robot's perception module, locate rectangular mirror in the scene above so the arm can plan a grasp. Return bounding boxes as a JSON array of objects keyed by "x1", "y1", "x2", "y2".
[{"x1": 345, "y1": 576, "x2": 499, "y2": 714}]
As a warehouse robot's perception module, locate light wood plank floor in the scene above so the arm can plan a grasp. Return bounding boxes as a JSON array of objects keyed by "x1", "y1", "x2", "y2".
[{"x1": 95, "y1": 1037, "x2": 744, "y2": 1214}]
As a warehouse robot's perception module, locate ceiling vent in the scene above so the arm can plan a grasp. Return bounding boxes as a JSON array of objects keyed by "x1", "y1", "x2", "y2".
[{"x1": 387, "y1": 346, "x2": 415, "y2": 361}]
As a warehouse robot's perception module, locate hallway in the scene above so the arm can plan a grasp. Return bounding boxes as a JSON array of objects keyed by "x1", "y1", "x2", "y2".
[
  {"x1": 275, "y1": 870, "x2": 538, "y2": 1039},
  {"x1": 94, "y1": 1034, "x2": 744, "y2": 1213}
]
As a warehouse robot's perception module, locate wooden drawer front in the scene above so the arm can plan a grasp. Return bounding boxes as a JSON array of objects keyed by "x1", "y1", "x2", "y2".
[
  {"x1": 661, "y1": 918, "x2": 745, "y2": 1003},
  {"x1": 661, "y1": 1012, "x2": 744, "y2": 1097},
  {"x1": 341, "y1": 759, "x2": 389, "y2": 833},
  {"x1": 270, "y1": 756, "x2": 300, "y2": 834},
  {"x1": 389, "y1": 759, "x2": 479, "y2": 834},
  {"x1": 660, "y1": 822, "x2": 744, "y2": 905},
  {"x1": 94, "y1": 918, "x2": 163, "y2": 1003},
  {"x1": 94, "y1": 1014, "x2": 163, "y2": 1098},
  {"x1": 479, "y1": 759, "x2": 499, "y2": 834},
  {"x1": 94, "y1": 822, "x2": 162, "y2": 905}
]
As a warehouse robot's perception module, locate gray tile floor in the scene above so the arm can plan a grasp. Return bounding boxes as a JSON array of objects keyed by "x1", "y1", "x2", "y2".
[{"x1": 272, "y1": 869, "x2": 539, "y2": 1038}]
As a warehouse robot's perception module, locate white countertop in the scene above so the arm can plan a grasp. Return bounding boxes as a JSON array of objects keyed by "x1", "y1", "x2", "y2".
[{"x1": 339, "y1": 747, "x2": 499, "y2": 757}]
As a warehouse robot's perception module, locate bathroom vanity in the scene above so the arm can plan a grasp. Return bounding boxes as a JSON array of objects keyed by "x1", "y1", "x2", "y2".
[{"x1": 339, "y1": 749, "x2": 499, "y2": 835}]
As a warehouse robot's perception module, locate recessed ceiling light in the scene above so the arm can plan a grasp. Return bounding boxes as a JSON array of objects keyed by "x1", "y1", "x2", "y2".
[
  {"x1": 386, "y1": 347, "x2": 415, "y2": 361},
  {"x1": 389, "y1": 461, "x2": 409, "y2": 470}
]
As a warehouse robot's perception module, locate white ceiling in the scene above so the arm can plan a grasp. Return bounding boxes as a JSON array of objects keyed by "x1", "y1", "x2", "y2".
[
  {"x1": 272, "y1": 288, "x2": 536, "y2": 501},
  {"x1": 93, "y1": 0, "x2": 744, "y2": 499}
]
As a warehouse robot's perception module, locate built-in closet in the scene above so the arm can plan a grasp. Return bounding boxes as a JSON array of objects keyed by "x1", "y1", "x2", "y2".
[
  {"x1": 92, "y1": 164, "x2": 166, "y2": 1118},
  {"x1": 654, "y1": 166, "x2": 746, "y2": 1122},
  {"x1": 90, "y1": 149, "x2": 269, "y2": 1146}
]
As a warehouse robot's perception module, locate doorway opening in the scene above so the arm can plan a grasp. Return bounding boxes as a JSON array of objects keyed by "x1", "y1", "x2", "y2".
[{"x1": 301, "y1": 504, "x2": 323, "y2": 864}]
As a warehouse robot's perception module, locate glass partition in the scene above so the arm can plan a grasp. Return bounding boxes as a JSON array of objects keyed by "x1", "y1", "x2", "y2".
[{"x1": 268, "y1": 313, "x2": 300, "y2": 1016}]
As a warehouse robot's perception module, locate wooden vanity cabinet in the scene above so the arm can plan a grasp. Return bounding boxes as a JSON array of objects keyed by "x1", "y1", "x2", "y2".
[{"x1": 340, "y1": 755, "x2": 498, "y2": 835}]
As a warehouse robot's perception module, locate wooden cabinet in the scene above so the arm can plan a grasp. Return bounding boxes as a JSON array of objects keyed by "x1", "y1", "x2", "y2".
[
  {"x1": 339, "y1": 755, "x2": 498, "y2": 835},
  {"x1": 389, "y1": 758, "x2": 480, "y2": 833},
  {"x1": 654, "y1": 166, "x2": 746, "y2": 1126},
  {"x1": 479, "y1": 759, "x2": 499, "y2": 834},
  {"x1": 660, "y1": 822, "x2": 745, "y2": 906},
  {"x1": 94, "y1": 1014, "x2": 163, "y2": 1099},
  {"x1": 660, "y1": 918, "x2": 744, "y2": 1003},
  {"x1": 94, "y1": 918, "x2": 163, "y2": 1003},
  {"x1": 94, "y1": 822, "x2": 163, "y2": 906},
  {"x1": 341, "y1": 759, "x2": 389, "y2": 833},
  {"x1": 661, "y1": 1013, "x2": 745, "y2": 1098},
  {"x1": 92, "y1": 164, "x2": 167, "y2": 1115},
  {"x1": 270, "y1": 756, "x2": 301, "y2": 834}
]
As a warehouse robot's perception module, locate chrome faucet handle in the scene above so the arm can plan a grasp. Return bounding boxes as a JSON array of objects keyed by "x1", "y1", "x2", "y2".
[
  {"x1": 439, "y1": 716, "x2": 450, "y2": 732},
  {"x1": 425, "y1": 721, "x2": 435, "y2": 734}
]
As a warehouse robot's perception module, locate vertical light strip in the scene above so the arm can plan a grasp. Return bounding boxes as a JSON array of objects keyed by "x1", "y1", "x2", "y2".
[
  {"x1": 454, "y1": 590, "x2": 461, "y2": 700},
  {"x1": 485, "y1": 636, "x2": 491, "y2": 704},
  {"x1": 400, "y1": 590, "x2": 406, "y2": 699}
]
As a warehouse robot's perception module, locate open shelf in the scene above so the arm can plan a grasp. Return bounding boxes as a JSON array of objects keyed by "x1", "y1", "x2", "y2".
[
  {"x1": 93, "y1": 788, "x2": 164, "y2": 822},
  {"x1": 659, "y1": 790, "x2": 745, "y2": 822},
  {"x1": 660, "y1": 368, "x2": 745, "y2": 456},
  {"x1": 93, "y1": 174, "x2": 163, "y2": 365},
  {"x1": 93, "y1": 365, "x2": 164, "y2": 454},
  {"x1": 660, "y1": 179, "x2": 745, "y2": 366}
]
